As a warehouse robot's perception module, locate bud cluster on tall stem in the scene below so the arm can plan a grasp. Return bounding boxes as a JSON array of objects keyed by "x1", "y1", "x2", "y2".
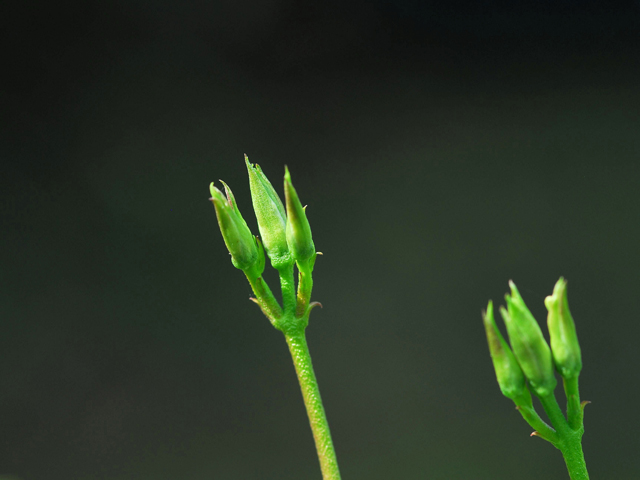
[
  {"x1": 208, "y1": 156, "x2": 341, "y2": 480},
  {"x1": 482, "y1": 278, "x2": 589, "y2": 480}
]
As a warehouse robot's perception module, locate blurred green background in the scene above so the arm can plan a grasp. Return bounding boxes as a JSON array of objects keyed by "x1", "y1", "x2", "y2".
[{"x1": 3, "y1": 1, "x2": 640, "y2": 479}]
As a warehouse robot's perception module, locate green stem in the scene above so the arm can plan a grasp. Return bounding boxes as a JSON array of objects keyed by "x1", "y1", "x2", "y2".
[
  {"x1": 538, "y1": 392, "x2": 589, "y2": 480},
  {"x1": 563, "y1": 376, "x2": 582, "y2": 430},
  {"x1": 285, "y1": 330, "x2": 341, "y2": 480},
  {"x1": 277, "y1": 263, "x2": 297, "y2": 316},
  {"x1": 512, "y1": 390, "x2": 557, "y2": 443},
  {"x1": 246, "y1": 274, "x2": 283, "y2": 322},
  {"x1": 538, "y1": 392, "x2": 569, "y2": 436},
  {"x1": 558, "y1": 437, "x2": 589, "y2": 480},
  {"x1": 296, "y1": 263, "x2": 313, "y2": 317}
]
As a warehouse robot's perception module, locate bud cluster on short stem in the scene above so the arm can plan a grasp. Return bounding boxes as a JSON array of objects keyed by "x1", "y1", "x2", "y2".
[
  {"x1": 482, "y1": 278, "x2": 589, "y2": 480},
  {"x1": 209, "y1": 156, "x2": 340, "y2": 480}
]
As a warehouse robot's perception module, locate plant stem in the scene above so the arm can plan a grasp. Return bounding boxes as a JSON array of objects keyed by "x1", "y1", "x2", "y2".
[
  {"x1": 538, "y1": 393, "x2": 589, "y2": 480},
  {"x1": 277, "y1": 263, "x2": 297, "y2": 316},
  {"x1": 246, "y1": 274, "x2": 283, "y2": 321},
  {"x1": 558, "y1": 436, "x2": 589, "y2": 480},
  {"x1": 285, "y1": 330, "x2": 341, "y2": 480},
  {"x1": 512, "y1": 390, "x2": 557, "y2": 443},
  {"x1": 538, "y1": 392, "x2": 568, "y2": 435},
  {"x1": 563, "y1": 376, "x2": 583, "y2": 430},
  {"x1": 296, "y1": 264, "x2": 313, "y2": 317}
]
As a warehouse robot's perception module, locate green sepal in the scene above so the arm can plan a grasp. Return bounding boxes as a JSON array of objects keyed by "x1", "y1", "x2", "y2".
[
  {"x1": 545, "y1": 277, "x2": 582, "y2": 380},
  {"x1": 284, "y1": 166, "x2": 316, "y2": 268},
  {"x1": 210, "y1": 181, "x2": 263, "y2": 274},
  {"x1": 245, "y1": 155, "x2": 291, "y2": 269},
  {"x1": 483, "y1": 301, "x2": 527, "y2": 400},
  {"x1": 512, "y1": 389, "x2": 558, "y2": 444},
  {"x1": 502, "y1": 281, "x2": 557, "y2": 397},
  {"x1": 246, "y1": 236, "x2": 266, "y2": 280}
]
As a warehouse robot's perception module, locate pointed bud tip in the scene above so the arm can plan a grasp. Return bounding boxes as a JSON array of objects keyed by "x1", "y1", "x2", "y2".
[
  {"x1": 482, "y1": 300, "x2": 494, "y2": 318},
  {"x1": 498, "y1": 305, "x2": 510, "y2": 323},
  {"x1": 508, "y1": 280, "x2": 522, "y2": 299},
  {"x1": 209, "y1": 184, "x2": 226, "y2": 204},
  {"x1": 555, "y1": 276, "x2": 568, "y2": 291}
]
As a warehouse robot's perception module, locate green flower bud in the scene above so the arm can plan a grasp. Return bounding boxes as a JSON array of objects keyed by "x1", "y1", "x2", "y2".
[
  {"x1": 502, "y1": 281, "x2": 557, "y2": 397},
  {"x1": 545, "y1": 277, "x2": 582, "y2": 379},
  {"x1": 483, "y1": 300, "x2": 527, "y2": 400},
  {"x1": 210, "y1": 180, "x2": 264, "y2": 276},
  {"x1": 245, "y1": 155, "x2": 291, "y2": 269},
  {"x1": 284, "y1": 166, "x2": 315, "y2": 268}
]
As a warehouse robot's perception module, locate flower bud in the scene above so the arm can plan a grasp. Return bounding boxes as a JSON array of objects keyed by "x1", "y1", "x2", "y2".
[
  {"x1": 483, "y1": 301, "x2": 526, "y2": 400},
  {"x1": 245, "y1": 155, "x2": 291, "y2": 268},
  {"x1": 545, "y1": 277, "x2": 582, "y2": 379},
  {"x1": 502, "y1": 281, "x2": 557, "y2": 397},
  {"x1": 284, "y1": 166, "x2": 315, "y2": 268},
  {"x1": 210, "y1": 181, "x2": 264, "y2": 276}
]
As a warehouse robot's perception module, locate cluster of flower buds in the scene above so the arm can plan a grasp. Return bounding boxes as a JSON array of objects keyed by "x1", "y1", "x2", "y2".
[
  {"x1": 483, "y1": 278, "x2": 583, "y2": 400},
  {"x1": 210, "y1": 156, "x2": 316, "y2": 274},
  {"x1": 209, "y1": 155, "x2": 317, "y2": 325},
  {"x1": 245, "y1": 158, "x2": 316, "y2": 273}
]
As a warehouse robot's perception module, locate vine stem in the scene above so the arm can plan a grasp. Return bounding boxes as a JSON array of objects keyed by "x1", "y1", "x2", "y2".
[
  {"x1": 285, "y1": 330, "x2": 341, "y2": 480},
  {"x1": 538, "y1": 393, "x2": 589, "y2": 480}
]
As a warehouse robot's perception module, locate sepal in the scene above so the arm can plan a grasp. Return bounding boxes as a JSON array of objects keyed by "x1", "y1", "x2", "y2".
[
  {"x1": 483, "y1": 301, "x2": 527, "y2": 399},
  {"x1": 210, "y1": 181, "x2": 261, "y2": 273},
  {"x1": 245, "y1": 155, "x2": 291, "y2": 268},
  {"x1": 284, "y1": 166, "x2": 316, "y2": 269},
  {"x1": 502, "y1": 282, "x2": 557, "y2": 397},
  {"x1": 545, "y1": 277, "x2": 582, "y2": 379}
]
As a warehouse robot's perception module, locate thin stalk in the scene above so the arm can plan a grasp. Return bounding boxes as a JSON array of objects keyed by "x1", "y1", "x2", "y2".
[
  {"x1": 278, "y1": 263, "x2": 297, "y2": 316},
  {"x1": 285, "y1": 330, "x2": 341, "y2": 480},
  {"x1": 558, "y1": 437, "x2": 589, "y2": 480},
  {"x1": 512, "y1": 390, "x2": 557, "y2": 443},
  {"x1": 538, "y1": 392, "x2": 569, "y2": 435},
  {"x1": 296, "y1": 264, "x2": 313, "y2": 317},
  {"x1": 538, "y1": 393, "x2": 589, "y2": 480},
  {"x1": 563, "y1": 376, "x2": 582, "y2": 430},
  {"x1": 246, "y1": 274, "x2": 282, "y2": 321}
]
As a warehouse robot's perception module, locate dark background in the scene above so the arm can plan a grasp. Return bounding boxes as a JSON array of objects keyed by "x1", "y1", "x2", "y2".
[{"x1": 3, "y1": 1, "x2": 640, "y2": 479}]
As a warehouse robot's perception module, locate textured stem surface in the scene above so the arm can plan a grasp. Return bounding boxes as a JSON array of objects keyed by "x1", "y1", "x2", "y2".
[
  {"x1": 278, "y1": 263, "x2": 297, "y2": 316},
  {"x1": 560, "y1": 439, "x2": 589, "y2": 480},
  {"x1": 285, "y1": 331, "x2": 341, "y2": 480},
  {"x1": 538, "y1": 392, "x2": 589, "y2": 480},
  {"x1": 296, "y1": 265, "x2": 313, "y2": 317},
  {"x1": 563, "y1": 376, "x2": 583, "y2": 430}
]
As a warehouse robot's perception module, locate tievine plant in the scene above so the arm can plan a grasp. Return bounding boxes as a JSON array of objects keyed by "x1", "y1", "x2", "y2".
[
  {"x1": 483, "y1": 279, "x2": 589, "y2": 480},
  {"x1": 210, "y1": 157, "x2": 590, "y2": 480},
  {"x1": 209, "y1": 156, "x2": 340, "y2": 480}
]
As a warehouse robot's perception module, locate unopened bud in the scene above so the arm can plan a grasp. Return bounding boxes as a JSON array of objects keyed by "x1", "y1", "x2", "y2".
[
  {"x1": 245, "y1": 155, "x2": 291, "y2": 268},
  {"x1": 545, "y1": 277, "x2": 582, "y2": 379},
  {"x1": 483, "y1": 301, "x2": 526, "y2": 400},
  {"x1": 284, "y1": 166, "x2": 315, "y2": 269},
  {"x1": 210, "y1": 181, "x2": 264, "y2": 276},
  {"x1": 502, "y1": 281, "x2": 557, "y2": 397}
]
